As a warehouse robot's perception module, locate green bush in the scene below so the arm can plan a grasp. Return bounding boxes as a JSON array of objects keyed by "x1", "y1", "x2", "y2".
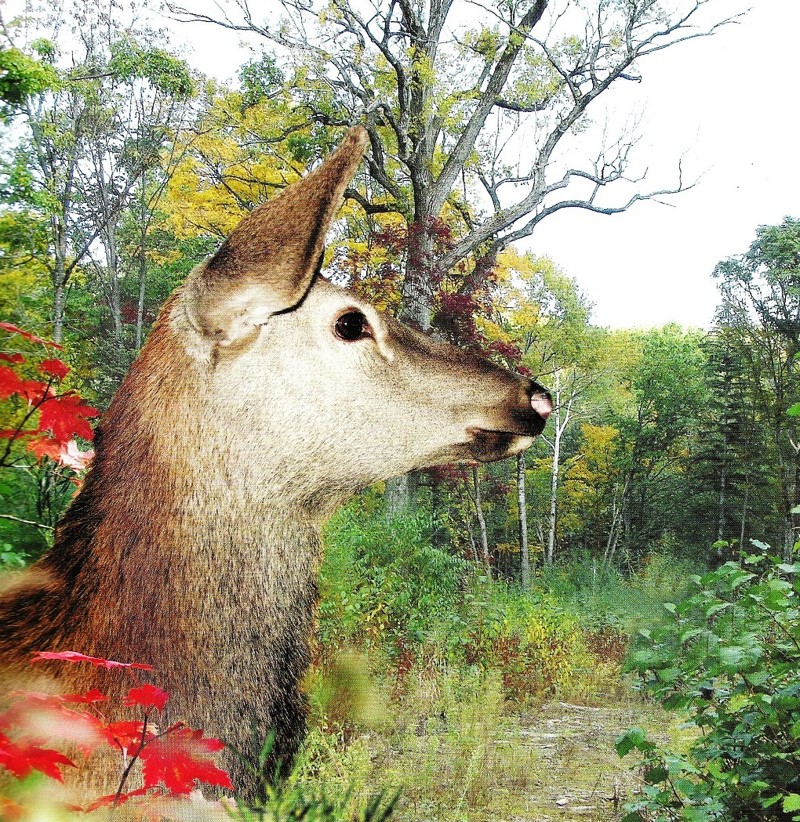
[
  {"x1": 319, "y1": 498, "x2": 589, "y2": 702},
  {"x1": 451, "y1": 579, "x2": 585, "y2": 698},
  {"x1": 319, "y1": 499, "x2": 469, "y2": 654},
  {"x1": 617, "y1": 548, "x2": 800, "y2": 821},
  {"x1": 541, "y1": 551, "x2": 702, "y2": 635}
]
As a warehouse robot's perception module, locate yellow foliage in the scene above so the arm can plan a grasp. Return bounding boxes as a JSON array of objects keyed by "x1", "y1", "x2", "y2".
[{"x1": 163, "y1": 84, "x2": 309, "y2": 241}]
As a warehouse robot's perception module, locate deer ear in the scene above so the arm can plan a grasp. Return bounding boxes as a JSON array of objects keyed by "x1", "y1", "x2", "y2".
[{"x1": 184, "y1": 126, "x2": 368, "y2": 346}]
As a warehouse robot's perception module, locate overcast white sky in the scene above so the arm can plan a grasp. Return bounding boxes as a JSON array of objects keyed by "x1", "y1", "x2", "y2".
[{"x1": 168, "y1": 0, "x2": 799, "y2": 331}]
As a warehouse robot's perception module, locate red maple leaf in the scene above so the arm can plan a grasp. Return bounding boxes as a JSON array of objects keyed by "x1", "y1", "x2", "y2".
[
  {"x1": 37, "y1": 393, "x2": 100, "y2": 443},
  {"x1": 26, "y1": 434, "x2": 62, "y2": 462},
  {"x1": 103, "y1": 720, "x2": 155, "y2": 753},
  {"x1": 20, "y1": 379, "x2": 52, "y2": 404},
  {"x1": 0, "y1": 731, "x2": 75, "y2": 782},
  {"x1": 1, "y1": 695, "x2": 107, "y2": 758},
  {"x1": 124, "y1": 684, "x2": 169, "y2": 713},
  {"x1": 0, "y1": 322, "x2": 62, "y2": 349},
  {"x1": 38, "y1": 358, "x2": 70, "y2": 380},
  {"x1": 0, "y1": 352, "x2": 24, "y2": 364},
  {"x1": 84, "y1": 786, "x2": 161, "y2": 813},
  {"x1": 31, "y1": 651, "x2": 153, "y2": 671},
  {"x1": 0, "y1": 366, "x2": 53, "y2": 405},
  {"x1": 140, "y1": 728, "x2": 232, "y2": 795},
  {"x1": 0, "y1": 365, "x2": 24, "y2": 401}
]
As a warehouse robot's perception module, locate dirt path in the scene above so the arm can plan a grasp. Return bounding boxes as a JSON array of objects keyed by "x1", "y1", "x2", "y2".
[{"x1": 500, "y1": 701, "x2": 651, "y2": 821}]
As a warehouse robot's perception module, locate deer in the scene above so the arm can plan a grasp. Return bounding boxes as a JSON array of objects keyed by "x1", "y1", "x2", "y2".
[{"x1": 0, "y1": 127, "x2": 552, "y2": 800}]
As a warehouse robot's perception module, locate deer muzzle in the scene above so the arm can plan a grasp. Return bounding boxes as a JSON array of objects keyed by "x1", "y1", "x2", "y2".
[{"x1": 466, "y1": 381, "x2": 552, "y2": 462}]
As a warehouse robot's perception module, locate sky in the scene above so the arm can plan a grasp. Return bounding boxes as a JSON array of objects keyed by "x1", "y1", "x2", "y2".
[{"x1": 166, "y1": 0, "x2": 800, "y2": 331}]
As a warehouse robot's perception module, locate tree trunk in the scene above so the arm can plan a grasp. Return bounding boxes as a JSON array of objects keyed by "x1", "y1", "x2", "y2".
[
  {"x1": 136, "y1": 244, "x2": 147, "y2": 351},
  {"x1": 386, "y1": 225, "x2": 437, "y2": 513},
  {"x1": 517, "y1": 452, "x2": 530, "y2": 588},
  {"x1": 385, "y1": 473, "x2": 417, "y2": 517},
  {"x1": 136, "y1": 188, "x2": 149, "y2": 351},
  {"x1": 717, "y1": 432, "x2": 727, "y2": 542},
  {"x1": 471, "y1": 465, "x2": 491, "y2": 573},
  {"x1": 51, "y1": 212, "x2": 70, "y2": 344},
  {"x1": 738, "y1": 483, "x2": 749, "y2": 552},
  {"x1": 546, "y1": 372, "x2": 562, "y2": 565},
  {"x1": 52, "y1": 277, "x2": 67, "y2": 345}
]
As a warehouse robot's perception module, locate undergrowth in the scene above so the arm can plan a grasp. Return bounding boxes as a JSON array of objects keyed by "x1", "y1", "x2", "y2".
[{"x1": 0, "y1": 493, "x2": 705, "y2": 819}]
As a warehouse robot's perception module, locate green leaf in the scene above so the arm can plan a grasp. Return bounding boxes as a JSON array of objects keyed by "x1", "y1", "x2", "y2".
[
  {"x1": 718, "y1": 645, "x2": 746, "y2": 670},
  {"x1": 704, "y1": 602, "x2": 730, "y2": 618},
  {"x1": 615, "y1": 727, "x2": 651, "y2": 757},
  {"x1": 644, "y1": 766, "x2": 668, "y2": 784},
  {"x1": 680, "y1": 627, "x2": 704, "y2": 644},
  {"x1": 784, "y1": 794, "x2": 800, "y2": 813},
  {"x1": 745, "y1": 670, "x2": 771, "y2": 687}
]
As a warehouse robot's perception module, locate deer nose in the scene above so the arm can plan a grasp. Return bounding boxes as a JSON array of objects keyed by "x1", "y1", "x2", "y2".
[{"x1": 530, "y1": 390, "x2": 553, "y2": 421}]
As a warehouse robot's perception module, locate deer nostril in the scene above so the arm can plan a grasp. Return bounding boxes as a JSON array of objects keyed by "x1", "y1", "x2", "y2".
[{"x1": 531, "y1": 391, "x2": 553, "y2": 420}]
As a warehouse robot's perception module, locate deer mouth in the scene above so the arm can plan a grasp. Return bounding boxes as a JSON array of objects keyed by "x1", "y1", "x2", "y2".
[
  {"x1": 466, "y1": 393, "x2": 552, "y2": 462},
  {"x1": 466, "y1": 428, "x2": 536, "y2": 462}
]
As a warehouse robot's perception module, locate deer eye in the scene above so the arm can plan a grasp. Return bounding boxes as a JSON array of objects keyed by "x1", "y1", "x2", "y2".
[{"x1": 334, "y1": 310, "x2": 370, "y2": 342}]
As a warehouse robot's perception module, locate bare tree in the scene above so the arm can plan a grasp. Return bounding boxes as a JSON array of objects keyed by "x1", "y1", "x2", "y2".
[{"x1": 168, "y1": 0, "x2": 740, "y2": 327}]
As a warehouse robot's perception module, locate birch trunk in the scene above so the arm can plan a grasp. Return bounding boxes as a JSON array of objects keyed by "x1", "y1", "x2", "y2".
[
  {"x1": 472, "y1": 465, "x2": 491, "y2": 572},
  {"x1": 517, "y1": 452, "x2": 530, "y2": 588}
]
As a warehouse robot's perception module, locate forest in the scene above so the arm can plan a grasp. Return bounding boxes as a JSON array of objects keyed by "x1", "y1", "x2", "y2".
[{"x1": 1, "y1": 0, "x2": 799, "y2": 820}]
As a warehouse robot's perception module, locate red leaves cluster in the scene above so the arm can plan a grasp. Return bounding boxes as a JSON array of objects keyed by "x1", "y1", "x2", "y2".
[
  {"x1": 0, "y1": 324, "x2": 98, "y2": 471},
  {"x1": 140, "y1": 727, "x2": 232, "y2": 796},
  {"x1": 0, "y1": 731, "x2": 75, "y2": 782},
  {"x1": 0, "y1": 651, "x2": 233, "y2": 812},
  {"x1": 124, "y1": 684, "x2": 169, "y2": 713}
]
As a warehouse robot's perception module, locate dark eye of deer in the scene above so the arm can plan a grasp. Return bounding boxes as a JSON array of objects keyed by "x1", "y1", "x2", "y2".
[{"x1": 334, "y1": 311, "x2": 369, "y2": 342}]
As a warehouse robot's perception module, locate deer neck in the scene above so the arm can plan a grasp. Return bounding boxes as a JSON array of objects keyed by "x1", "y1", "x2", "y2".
[{"x1": 40, "y1": 316, "x2": 330, "y2": 667}]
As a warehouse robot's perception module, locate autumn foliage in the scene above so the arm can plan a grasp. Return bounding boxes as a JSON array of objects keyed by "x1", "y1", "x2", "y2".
[
  {"x1": 0, "y1": 651, "x2": 233, "y2": 818},
  {"x1": 0, "y1": 323, "x2": 98, "y2": 472}
]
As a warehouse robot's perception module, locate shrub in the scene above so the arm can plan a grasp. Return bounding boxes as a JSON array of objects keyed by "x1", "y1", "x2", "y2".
[
  {"x1": 617, "y1": 548, "x2": 800, "y2": 821},
  {"x1": 319, "y1": 500, "x2": 468, "y2": 656},
  {"x1": 319, "y1": 498, "x2": 589, "y2": 702},
  {"x1": 455, "y1": 581, "x2": 586, "y2": 699}
]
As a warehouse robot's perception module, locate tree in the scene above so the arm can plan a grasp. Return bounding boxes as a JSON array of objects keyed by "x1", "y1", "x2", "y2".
[
  {"x1": 688, "y1": 328, "x2": 771, "y2": 554},
  {"x1": 0, "y1": 1, "x2": 193, "y2": 352},
  {"x1": 467, "y1": 249, "x2": 597, "y2": 567},
  {"x1": 169, "y1": 0, "x2": 738, "y2": 512},
  {"x1": 73, "y1": 33, "x2": 194, "y2": 374},
  {"x1": 0, "y1": 43, "x2": 57, "y2": 104},
  {"x1": 169, "y1": 0, "x2": 737, "y2": 328},
  {"x1": 612, "y1": 325, "x2": 707, "y2": 561},
  {"x1": 712, "y1": 217, "x2": 800, "y2": 558}
]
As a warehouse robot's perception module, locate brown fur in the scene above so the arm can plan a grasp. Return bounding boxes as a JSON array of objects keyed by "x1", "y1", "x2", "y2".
[{"x1": 0, "y1": 127, "x2": 551, "y2": 801}]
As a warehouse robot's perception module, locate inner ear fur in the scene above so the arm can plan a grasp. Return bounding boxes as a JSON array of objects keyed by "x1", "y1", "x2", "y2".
[{"x1": 184, "y1": 126, "x2": 369, "y2": 346}]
